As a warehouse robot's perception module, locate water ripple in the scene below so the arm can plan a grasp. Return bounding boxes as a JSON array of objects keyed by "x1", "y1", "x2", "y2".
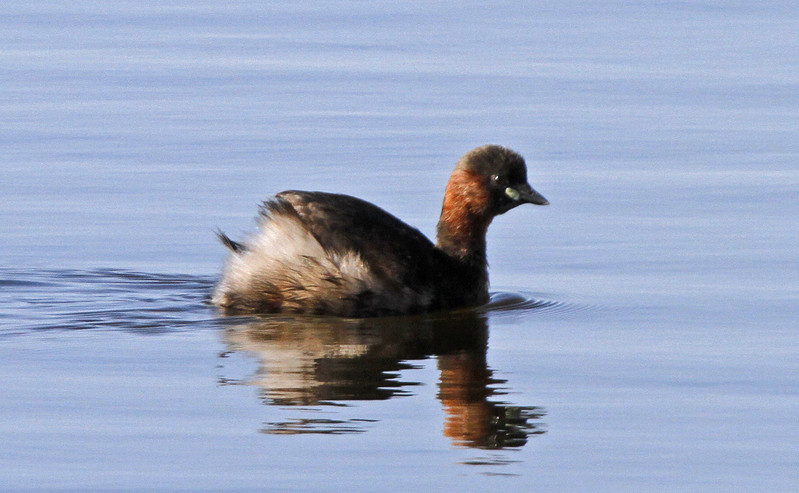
[
  {"x1": 485, "y1": 291, "x2": 594, "y2": 316},
  {"x1": 0, "y1": 269, "x2": 595, "y2": 336},
  {"x1": 0, "y1": 268, "x2": 218, "y2": 335}
]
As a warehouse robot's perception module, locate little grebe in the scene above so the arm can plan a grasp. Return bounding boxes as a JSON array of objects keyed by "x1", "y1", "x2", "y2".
[{"x1": 212, "y1": 145, "x2": 548, "y2": 317}]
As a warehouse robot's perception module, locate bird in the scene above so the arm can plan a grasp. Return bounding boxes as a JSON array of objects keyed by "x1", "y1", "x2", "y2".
[{"x1": 211, "y1": 145, "x2": 548, "y2": 317}]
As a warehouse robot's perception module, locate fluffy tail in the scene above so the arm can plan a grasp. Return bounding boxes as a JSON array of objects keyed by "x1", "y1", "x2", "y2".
[{"x1": 216, "y1": 229, "x2": 246, "y2": 253}]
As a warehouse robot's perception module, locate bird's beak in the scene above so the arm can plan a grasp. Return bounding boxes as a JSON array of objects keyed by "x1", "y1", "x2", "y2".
[{"x1": 506, "y1": 183, "x2": 549, "y2": 206}]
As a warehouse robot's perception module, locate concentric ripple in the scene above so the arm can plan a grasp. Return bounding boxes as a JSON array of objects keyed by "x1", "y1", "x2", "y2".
[{"x1": 485, "y1": 291, "x2": 595, "y2": 315}]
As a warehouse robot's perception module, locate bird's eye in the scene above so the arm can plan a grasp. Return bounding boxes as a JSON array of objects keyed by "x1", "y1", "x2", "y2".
[{"x1": 491, "y1": 174, "x2": 501, "y2": 183}]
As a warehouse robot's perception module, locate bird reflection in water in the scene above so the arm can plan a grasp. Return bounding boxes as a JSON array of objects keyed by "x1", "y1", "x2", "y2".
[{"x1": 219, "y1": 309, "x2": 545, "y2": 449}]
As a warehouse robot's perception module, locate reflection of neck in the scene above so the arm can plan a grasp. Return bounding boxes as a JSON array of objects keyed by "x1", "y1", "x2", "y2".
[{"x1": 437, "y1": 350, "x2": 493, "y2": 447}]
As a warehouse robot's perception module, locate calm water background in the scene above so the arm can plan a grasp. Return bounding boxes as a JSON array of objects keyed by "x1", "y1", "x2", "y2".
[{"x1": 2, "y1": 1, "x2": 798, "y2": 491}]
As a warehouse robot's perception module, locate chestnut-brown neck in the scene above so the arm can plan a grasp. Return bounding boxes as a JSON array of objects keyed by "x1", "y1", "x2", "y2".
[{"x1": 436, "y1": 169, "x2": 493, "y2": 263}]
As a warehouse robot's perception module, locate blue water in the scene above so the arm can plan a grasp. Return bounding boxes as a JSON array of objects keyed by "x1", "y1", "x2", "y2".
[{"x1": 2, "y1": 1, "x2": 798, "y2": 491}]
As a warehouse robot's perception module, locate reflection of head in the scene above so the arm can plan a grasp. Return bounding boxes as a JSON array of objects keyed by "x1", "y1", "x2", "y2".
[
  {"x1": 439, "y1": 351, "x2": 545, "y2": 448},
  {"x1": 220, "y1": 310, "x2": 544, "y2": 448}
]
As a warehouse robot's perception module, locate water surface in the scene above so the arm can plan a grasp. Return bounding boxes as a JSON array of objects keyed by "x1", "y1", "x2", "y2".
[{"x1": 1, "y1": 1, "x2": 798, "y2": 491}]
